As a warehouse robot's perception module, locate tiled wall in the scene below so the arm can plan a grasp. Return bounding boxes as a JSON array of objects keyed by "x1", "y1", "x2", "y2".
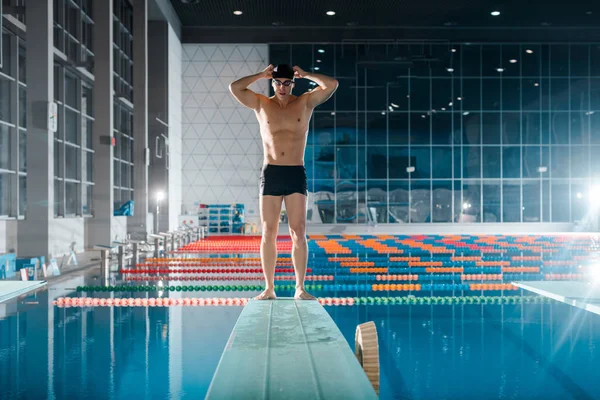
[
  {"x1": 181, "y1": 44, "x2": 269, "y2": 224},
  {"x1": 168, "y1": 26, "x2": 183, "y2": 230}
]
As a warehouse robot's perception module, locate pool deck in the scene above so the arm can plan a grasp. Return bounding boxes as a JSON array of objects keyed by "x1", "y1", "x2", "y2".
[
  {"x1": 0, "y1": 281, "x2": 47, "y2": 304},
  {"x1": 205, "y1": 298, "x2": 378, "y2": 400},
  {"x1": 513, "y1": 281, "x2": 600, "y2": 315}
]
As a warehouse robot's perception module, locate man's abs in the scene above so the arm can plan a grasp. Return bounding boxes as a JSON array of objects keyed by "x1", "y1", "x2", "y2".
[{"x1": 261, "y1": 130, "x2": 306, "y2": 165}]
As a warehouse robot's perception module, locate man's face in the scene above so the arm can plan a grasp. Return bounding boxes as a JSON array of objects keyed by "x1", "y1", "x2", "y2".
[{"x1": 272, "y1": 78, "x2": 294, "y2": 97}]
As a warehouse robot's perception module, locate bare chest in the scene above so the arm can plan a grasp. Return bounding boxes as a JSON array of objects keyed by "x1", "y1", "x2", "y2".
[{"x1": 258, "y1": 100, "x2": 311, "y2": 132}]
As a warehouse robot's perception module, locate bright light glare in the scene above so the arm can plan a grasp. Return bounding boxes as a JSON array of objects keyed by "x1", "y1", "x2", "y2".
[
  {"x1": 590, "y1": 185, "x2": 600, "y2": 203},
  {"x1": 326, "y1": 10, "x2": 336, "y2": 16},
  {"x1": 463, "y1": 202, "x2": 471, "y2": 210},
  {"x1": 491, "y1": 11, "x2": 501, "y2": 16},
  {"x1": 157, "y1": 191, "x2": 164, "y2": 201}
]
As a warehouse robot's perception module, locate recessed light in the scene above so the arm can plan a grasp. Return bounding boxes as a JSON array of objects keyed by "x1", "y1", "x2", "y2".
[
  {"x1": 446, "y1": 67, "x2": 454, "y2": 72},
  {"x1": 491, "y1": 11, "x2": 501, "y2": 16},
  {"x1": 233, "y1": 10, "x2": 243, "y2": 15},
  {"x1": 526, "y1": 49, "x2": 534, "y2": 54},
  {"x1": 381, "y1": 111, "x2": 386, "y2": 115},
  {"x1": 316, "y1": 59, "x2": 322, "y2": 63},
  {"x1": 330, "y1": 112, "x2": 335, "y2": 116},
  {"x1": 534, "y1": 82, "x2": 539, "y2": 87},
  {"x1": 318, "y1": 49, "x2": 325, "y2": 53},
  {"x1": 510, "y1": 59, "x2": 517, "y2": 63},
  {"x1": 497, "y1": 68, "x2": 504, "y2": 72},
  {"x1": 314, "y1": 67, "x2": 320, "y2": 70},
  {"x1": 449, "y1": 102, "x2": 453, "y2": 107},
  {"x1": 441, "y1": 107, "x2": 446, "y2": 111},
  {"x1": 463, "y1": 112, "x2": 470, "y2": 116},
  {"x1": 326, "y1": 11, "x2": 336, "y2": 16},
  {"x1": 451, "y1": 48, "x2": 457, "y2": 53},
  {"x1": 421, "y1": 115, "x2": 426, "y2": 119},
  {"x1": 457, "y1": 97, "x2": 462, "y2": 101}
]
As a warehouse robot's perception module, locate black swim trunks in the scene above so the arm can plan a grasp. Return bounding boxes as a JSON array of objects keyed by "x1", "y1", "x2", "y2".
[{"x1": 259, "y1": 164, "x2": 308, "y2": 196}]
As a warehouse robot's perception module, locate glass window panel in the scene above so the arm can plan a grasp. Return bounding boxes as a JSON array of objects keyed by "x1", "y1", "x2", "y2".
[
  {"x1": 463, "y1": 112, "x2": 481, "y2": 145},
  {"x1": 462, "y1": 146, "x2": 481, "y2": 179},
  {"x1": 431, "y1": 180, "x2": 452, "y2": 222},
  {"x1": 551, "y1": 181, "x2": 570, "y2": 222},
  {"x1": 482, "y1": 79, "x2": 501, "y2": 110},
  {"x1": 409, "y1": 77, "x2": 430, "y2": 111},
  {"x1": 502, "y1": 147, "x2": 521, "y2": 179},
  {"x1": 550, "y1": 79, "x2": 569, "y2": 111},
  {"x1": 335, "y1": 43, "x2": 357, "y2": 78},
  {"x1": 591, "y1": 79, "x2": 600, "y2": 111},
  {"x1": 313, "y1": 44, "x2": 334, "y2": 78},
  {"x1": 410, "y1": 112, "x2": 430, "y2": 145},
  {"x1": 336, "y1": 147, "x2": 357, "y2": 180},
  {"x1": 432, "y1": 79, "x2": 452, "y2": 111},
  {"x1": 462, "y1": 45, "x2": 481, "y2": 77},
  {"x1": 120, "y1": 135, "x2": 130, "y2": 162},
  {"x1": 54, "y1": 141, "x2": 61, "y2": 178},
  {"x1": 542, "y1": 111, "x2": 551, "y2": 145},
  {"x1": 312, "y1": 112, "x2": 334, "y2": 147},
  {"x1": 65, "y1": 73, "x2": 78, "y2": 109},
  {"x1": 432, "y1": 147, "x2": 452, "y2": 179},
  {"x1": 366, "y1": 180, "x2": 388, "y2": 223},
  {"x1": 502, "y1": 112, "x2": 521, "y2": 145},
  {"x1": 1, "y1": 32, "x2": 12, "y2": 78},
  {"x1": 523, "y1": 147, "x2": 541, "y2": 178},
  {"x1": 462, "y1": 78, "x2": 481, "y2": 111},
  {"x1": 19, "y1": 175, "x2": 26, "y2": 216},
  {"x1": 83, "y1": 118, "x2": 93, "y2": 150},
  {"x1": 482, "y1": 181, "x2": 501, "y2": 223},
  {"x1": 54, "y1": 179, "x2": 62, "y2": 216},
  {"x1": 312, "y1": 180, "x2": 335, "y2": 223},
  {"x1": 335, "y1": 180, "x2": 358, "y2": 224},
  {"x1": 570, "y1": 146, "x2": 589, "y2": 178},
  {"x1": 365, "y1": 86, "x2": 387, "y2": 113},
  {"x1": 65, "y1": 181, "x2": 79, "y2": 215},
  {"x1": 523, "y1": 79, "x2": 542, "y2": 111},
  {"x1": 410, "y1": 180, "x2": 430, "y2": 223},
  {"x1": 65, "y1": 109, "x2": 79, "y2": 144},
  {"x1": 592, "y1": 146, "x2": 600, "y2": 178},
  {"x1": 335, "y1": 112, "x2": 358, "y2": 145},
  {"x1": 550, "y1": 45, "x2": 569, "y2": 77},
  {"x1": 522, "y1": 181, "x2": 541, "y2": 222},
  {"x1": 0, "y1": 125, "x2": 10, "y2": 170},
  {"x1": 590, "y1": 112, "x2": 600, "y2": 145},
  {"x1": 0, "y1": 77, "x2": 13, "y2": 123},
  {"x1": 389, "y1": 146, "x2": 409, "y2": 179},
  {"x1": 18, "y1": 45, "x2": 26, "y2": 84},
  {"x1": 334, "y1": 78, "x2": 356, "y2": 112},
  {"x1": 65, "y1": 145, "x2": 79, "y2": 180},
  {"x1": 482, "y1": 113, "x2": 500, "y2": 144},
  {"x1": 551, "y1": 112, "x2": 569, "y2": 145},
  {"x1": 591, "y1": 45, "x2": 600, "y2": 76},
  {"x1": 453, "y1": 147, "x2": 461, "y2": 179},
  {"x1": 314, "y1": 146, "x2": 335, "y2": 179},
  {"x1": 388, "y1": 180, "x2": 409, "y2": 223},
  {"x1": 365, "y1": 112, "x2": 386, "y2": 145},
  {"x1": 432, "y1": 113, "x2": 453, "y2": 145},
  {"x1": 571, "y1": 112, "x2": 589, "y2": 145},
  {"x1": 502, "y1": 180, "x2": 521, "y2": 222},
  {"x1": 523, "y1": 113, "x2": 542, "y2": 144},
  {"x1": 550, "y1": 146, "x2": 569, "y2": 178},
  {"x1": 0, "y1": 174, "x2": 10, "y2": 215},
  {"x1": 502, "y1": 79, "x2": 521, "y2": 111},
  {"x1": 571, "y1": 181, "x2": 589, "y2": 223},
  {"x1": 389, "y1": 113, "x2": 409, "y2": 145},
  {"x1": 411, "y1": 146, "x2": 430, "y2": 179},
  {"x1": 502, "y1": 45, "x2": 521, "y2": 78},
  {"x1": 19, "y1": 131, "x2": 26, "y2": 173},
  {"x1": 522, "y1": 45, "x2": 542, "y2": 77},
  {"x1": 366, "y1": 146, "x2": 387, "y2": 179},
  {"x1": 82, "y1": 85, "x2": 93, "y2": 116},
  {"x1": 542, "y1": 179, "x2": 550, "y2": 222},
  {"x1": 571, "y1": 79, "x2": 589, "y2": 111},
  {"x1": 121, "y1": 161, "x2": 130, "y2": 189},
  {"x1": 113, "y1": 160, "x2": 119, "y2": 187},
  {"x1": 482, "y1": 46, "x2": 501, "y2": 77},
  {"x1": 388, "y1": 81, "x2": 410, "y2": 111},
  {"x1": 482, "y1": 147, "x2": 501, "y2": 178},
  {"x1": 19, "y1": 86, "x2": 26, "y2": 128},
  {"x1": 270, "y1": 44, "x2": 291, "y2": 66},
  {"x1": 461, "y1": 180, "x2": 481, "y2": 223}
]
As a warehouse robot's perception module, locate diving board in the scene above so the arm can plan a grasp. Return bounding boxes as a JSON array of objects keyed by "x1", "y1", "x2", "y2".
[
  {"x1": 513, "y1": 281, "x2": 600, "y2": 315},
  {"x1": 205, "y1": 299, "x2": 378, "y2": 400},
  {"x1": 0, "y1": 281, "x2": 47, "y2": 303}
]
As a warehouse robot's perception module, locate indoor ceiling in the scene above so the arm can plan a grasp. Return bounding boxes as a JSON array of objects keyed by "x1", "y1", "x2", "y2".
[{"x1": 169, "y1": 0, "x2": 599, "y2": 28}]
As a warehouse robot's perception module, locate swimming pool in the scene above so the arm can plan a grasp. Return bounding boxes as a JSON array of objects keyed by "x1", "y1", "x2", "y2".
[{"x1": 1, "y1": 234, "x2": 599, "y2": 399}]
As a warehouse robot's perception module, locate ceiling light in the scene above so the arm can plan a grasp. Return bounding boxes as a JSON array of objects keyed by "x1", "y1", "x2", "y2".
[
  {"x1": 449, "y1": 102, "x2": 453, "y2": 106},
  {"x1": 457, "y1": 97, "x2": 462, "y2": 101},
  {"x1": 314, "y1": 67, "x2": 320, "y2": 70},
  {"x1": 326, "y1": 11, "x2": 336, "y2": 16},
  {"x1": 463, "y1": 112, "x2": 470, "y2": 116},
  {"x1": 381, "y1": 111, "x2": 386, "y2": 115},
  {"x1": 389, "y1": 106, "x2": 394, "y2": 112},
  {"x1": 330, "y1": 112, "x2": 335, "y2": 116},
  {"x1": 497, "y1": 68, "x2": 504, "y2": 72},
  {"x1": 318, "y1": 49, "x2": 325, "y2": 53},
  {"x1": 534, "y1": 82, "x2": 539, "y2": 87},
  {"x1": 421, "y1": 115, "x2": 426, "y2": 119},
  {"x1": 441, "y1": 107, "x2": 446, "y2": 111},
  {"x1": 233, "y1": 10, "x2": 243, "y2": 15},
  {"x1": 526, "y1": 49, "x2": 534, "y2": 54},
  {"x1": 391, "y1": 103, "x2": 399, "y2": 108},
  {"x1": 491, "y1": 11, "x2": 501, "y2": 16},
  {"x1": 316, "y1": 59, "x2": 322, "y2": 63},
  {"x1": 446, "y1": 67, "x2": 454, "y2": 72},
  {"x1": 510, "y1": 59, "x2": 517, "y2": 63},
  {"x1": 451, "y1": 48, "x2": 457, "y2": 53}
]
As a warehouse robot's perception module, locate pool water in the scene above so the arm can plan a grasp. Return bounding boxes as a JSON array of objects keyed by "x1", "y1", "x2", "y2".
[{"x1": 1, "y1": 282, "x2": 600, "y2": 400}]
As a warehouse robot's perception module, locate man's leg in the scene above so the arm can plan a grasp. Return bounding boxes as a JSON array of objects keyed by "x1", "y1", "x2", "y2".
[
  {"x1": 284, "y1": 193, "x2": 315, "y2": 300},
  {"x1": 256, "y1": 194, "x2": 283, "y2": 300}
]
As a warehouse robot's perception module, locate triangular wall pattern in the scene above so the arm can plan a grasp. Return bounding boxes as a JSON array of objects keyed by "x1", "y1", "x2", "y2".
[{"x1": 182, "y1": 44, "x2": 269, "y2": 224}]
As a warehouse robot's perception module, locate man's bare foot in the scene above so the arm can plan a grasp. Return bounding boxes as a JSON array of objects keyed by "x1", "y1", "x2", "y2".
[
  {"x1": 294, "y1": 288, "x2": 317, "y2": 300},
  {"x1": 254, "y1": 288, "x2": 276, "y2": 300}
]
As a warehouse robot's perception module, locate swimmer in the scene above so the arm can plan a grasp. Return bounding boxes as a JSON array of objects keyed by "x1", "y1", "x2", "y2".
[{"x1": 229, "y1": 64, "x2": 338, "y2": 300}]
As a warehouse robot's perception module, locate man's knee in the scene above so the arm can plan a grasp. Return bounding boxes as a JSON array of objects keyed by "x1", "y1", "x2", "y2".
[
  {"x1": 262, "y1": 222, "x2": 278, "y2": 242},
  {"x1": 289, "y1": 223, "x2": 306, "y2": 243}
]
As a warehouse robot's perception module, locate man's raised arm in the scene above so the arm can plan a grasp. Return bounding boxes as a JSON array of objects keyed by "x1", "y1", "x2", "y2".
[{"x1": 228, "y1": 64, "x2": 273, "y2": 110}]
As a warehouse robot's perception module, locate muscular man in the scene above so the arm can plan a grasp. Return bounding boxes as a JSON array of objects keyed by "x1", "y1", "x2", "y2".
[{"x1": 229, "y1": 64, "x2": 338, "y2": 300}]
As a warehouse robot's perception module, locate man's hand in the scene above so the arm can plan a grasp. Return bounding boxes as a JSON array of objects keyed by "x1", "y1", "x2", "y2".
[
  {"x1": 262, "y1": 64, "x2": 274, "y2": 79},
  {"x1": 293, "y1": 66, "x2": 307, "y2": 79}
]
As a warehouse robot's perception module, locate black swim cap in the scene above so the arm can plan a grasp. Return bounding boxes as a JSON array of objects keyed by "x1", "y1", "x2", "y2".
[{"x1": 272, "y1": 64, "x2": 295, "y2": 80}]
